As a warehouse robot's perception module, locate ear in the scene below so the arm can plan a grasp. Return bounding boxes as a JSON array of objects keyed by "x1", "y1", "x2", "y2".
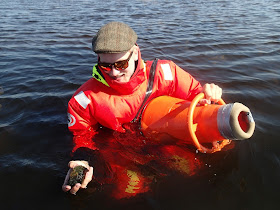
[{"x1": 133, "y1": 45, "x2": 139, "y2": 61}]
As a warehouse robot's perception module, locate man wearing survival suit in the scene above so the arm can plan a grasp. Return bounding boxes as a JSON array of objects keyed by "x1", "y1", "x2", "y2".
[{"x1": 62, "y1": 22, "x2": 222, "y2": 195}]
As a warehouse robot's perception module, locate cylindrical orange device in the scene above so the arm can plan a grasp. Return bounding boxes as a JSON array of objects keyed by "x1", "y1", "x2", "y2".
[{"x1": 141, "y1": 94, "x2": 255, "y2": 153}]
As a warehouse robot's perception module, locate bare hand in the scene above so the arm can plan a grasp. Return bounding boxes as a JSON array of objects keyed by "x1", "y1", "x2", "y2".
[
  {"x1": 62, "y1": 160, "x2": 93, "y2": 195},
  {"x1": 201, "y1": 83, "x2": 222, "y2": 104}
]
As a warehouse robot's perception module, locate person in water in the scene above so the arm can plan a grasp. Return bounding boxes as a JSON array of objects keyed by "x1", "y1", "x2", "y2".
[{"x1": 62, "y1": 21, "x2": 222, "y2": 195}]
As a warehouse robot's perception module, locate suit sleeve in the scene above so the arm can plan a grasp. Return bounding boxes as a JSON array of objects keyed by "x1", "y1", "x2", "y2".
[
  {"x1": 170, "y1": 61, "x2": 202, "y2": 100},
  {"x1": 67, "y1": 93, "x2": 99, "y2": 160}
]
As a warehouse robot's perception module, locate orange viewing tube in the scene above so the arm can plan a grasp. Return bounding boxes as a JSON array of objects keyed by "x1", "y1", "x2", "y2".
[{"x1": 141, "y1": 93, "x2": 255, "y2": 153}]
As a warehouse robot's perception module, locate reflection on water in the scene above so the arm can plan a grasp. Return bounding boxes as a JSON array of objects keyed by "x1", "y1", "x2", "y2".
[{"x1": 1, "y1": 0, "x2": 280, "y2": 209}]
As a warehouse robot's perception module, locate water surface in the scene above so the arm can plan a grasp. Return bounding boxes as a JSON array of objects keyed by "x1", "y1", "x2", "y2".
[{"x1": 1, "y1": 0, "x2": 280, "y2": 209}]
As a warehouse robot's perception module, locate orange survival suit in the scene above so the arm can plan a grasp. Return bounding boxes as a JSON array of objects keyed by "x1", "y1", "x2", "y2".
[{"x1": 67, "y1": 50, "x2": 202, "y2": 158}]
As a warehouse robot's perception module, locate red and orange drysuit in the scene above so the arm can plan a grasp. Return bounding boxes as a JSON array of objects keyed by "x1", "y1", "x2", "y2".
[
  {"x1": 68, "y1": 50, "x2": 202, "y2": 154},
  {"x1": 67, "y1": 50, "x2": 202, "y2": 198}
]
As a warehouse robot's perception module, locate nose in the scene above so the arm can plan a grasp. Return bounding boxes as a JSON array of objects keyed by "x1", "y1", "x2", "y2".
[{"x1": 109, "y1": 66, "x2": 121, "y2": 77}]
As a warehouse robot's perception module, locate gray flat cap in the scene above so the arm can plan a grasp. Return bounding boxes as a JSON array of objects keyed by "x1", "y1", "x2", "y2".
[{"x1": 92, "y1": 22, "x2": 137, "y2": 54}]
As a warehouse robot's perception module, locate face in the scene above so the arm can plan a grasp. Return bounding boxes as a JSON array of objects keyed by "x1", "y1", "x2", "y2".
[{"x1": 98, "y1": 46, "x2": 139, "y2": 83}]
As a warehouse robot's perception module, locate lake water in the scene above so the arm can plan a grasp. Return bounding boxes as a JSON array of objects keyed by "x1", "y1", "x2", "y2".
[{"x1": 1, "y1": 0, "x2": 280, "y2": 209}]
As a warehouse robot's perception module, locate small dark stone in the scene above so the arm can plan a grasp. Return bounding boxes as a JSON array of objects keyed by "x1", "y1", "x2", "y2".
[{"x1": 68, "y1": 166, "x2": 88, "y2": 187}]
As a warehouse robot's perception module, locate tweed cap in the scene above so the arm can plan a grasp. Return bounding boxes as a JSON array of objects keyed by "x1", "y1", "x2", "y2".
[{"x1": 92, "y1": 22, "x2": 137, "y2": 54}]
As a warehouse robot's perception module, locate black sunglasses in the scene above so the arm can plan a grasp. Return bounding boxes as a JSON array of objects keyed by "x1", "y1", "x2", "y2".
[{"x1": 98, "y1": 51, "x2": 133, "y2": 71}]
